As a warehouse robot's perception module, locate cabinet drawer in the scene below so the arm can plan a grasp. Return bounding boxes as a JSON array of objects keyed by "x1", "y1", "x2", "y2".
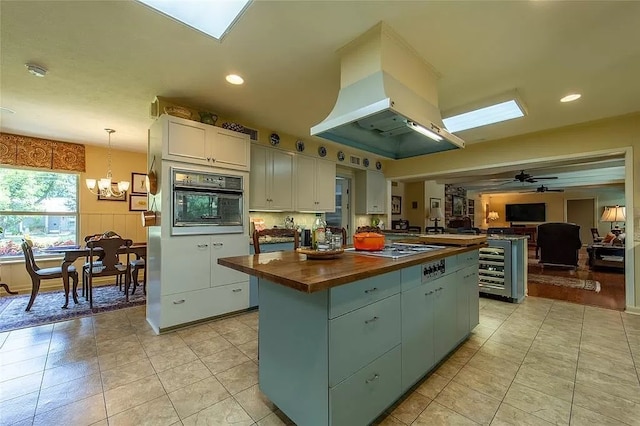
[
  {"x1": 161, "y1": 282, "x2": 248, "y2": 329},
  {"x1": 161, "y1": 236, "x2": 211, "y2": 295},
  {"x1": 211, "y1": 234, "x2": 249, "y2": 287},
  {"x1": 330, "y1": 345, "x2": 401, "y2": 426},
  {"x1": 458, "y1": 250, "x2": 479, "y2": 268},
  {"x1": 329, "y1": 294, "x2": 401, "y2": 387},
  {"x1": 329, "y1": 271, "x2": 400, "y2": 318}
]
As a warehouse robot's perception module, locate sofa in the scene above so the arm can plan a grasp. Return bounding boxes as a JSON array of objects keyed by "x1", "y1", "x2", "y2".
[{"x1": 535, "y1": 222, "x2": 582, "y2": 268}]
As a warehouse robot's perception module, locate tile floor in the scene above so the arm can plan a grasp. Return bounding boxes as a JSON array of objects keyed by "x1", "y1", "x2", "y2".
[{"x1": 1, "y1": 297, "x2": 640, "y2": 425}]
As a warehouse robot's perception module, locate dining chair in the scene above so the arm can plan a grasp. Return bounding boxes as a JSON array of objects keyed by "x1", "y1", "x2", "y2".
[
  {"x1": 130, "y1": 258, "x2": 146, "y2": 295},
  {"x1": 84, "y1": 236, "x2": 133, "y2": 308},
  {"x1": 21, "y1": 239, "x2": 79, "y2": 311},
  {"x1": 82, "y1": 233, "x2": 127, "y2": 296},
  {"x1": 326, "y1": 226, "x2": 347, "y2": 247},
  {"x1": 252, "y1": 229, "x2": 299, "y2": 254}
]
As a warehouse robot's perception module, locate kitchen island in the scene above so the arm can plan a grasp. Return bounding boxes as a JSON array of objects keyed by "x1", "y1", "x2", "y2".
[{"x1": 219, "y1": 242, "x2": 483, "y2": 426}]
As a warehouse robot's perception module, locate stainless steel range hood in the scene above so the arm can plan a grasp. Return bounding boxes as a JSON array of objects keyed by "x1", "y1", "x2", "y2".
[{"x1": 311, "y1": 23, "x2": 464, "y2": 160}]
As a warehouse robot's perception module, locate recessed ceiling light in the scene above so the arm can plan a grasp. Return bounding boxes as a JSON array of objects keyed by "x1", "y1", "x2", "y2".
[
  {"x1": 25, "y1": 63, "x2": 47, "y2": 77},
  {"x1": 560, "y1": 93, "x2": 581, "y2": 103},
  {"x1": 443, "y1": 99, "x2": 525, "y2": 133},
  {"x1": 225, "y1": 74, "x2": 244, "y2": 85}
]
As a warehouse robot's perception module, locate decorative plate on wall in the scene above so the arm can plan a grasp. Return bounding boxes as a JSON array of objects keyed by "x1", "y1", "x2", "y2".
[
  {"x1": 337, "y1": 151, "x2": 345, "y2": 162},
  {"x1": 376, "y1": 161, "x2": 382, "y2": 170},
  {"x1": 318, "y1": 146, "x2": 327, "y2": 157},
  {"x1": 363, "y1": 158, "x2": 370, "y2": 168},
  {"x1": 270, "y1": 133, "x2": 280, "y2": 146},
  {"x1": 296, "y1": 140, "x2": 305, "y2": 152}
]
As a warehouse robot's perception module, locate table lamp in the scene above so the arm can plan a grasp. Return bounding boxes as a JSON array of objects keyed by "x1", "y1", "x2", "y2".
[
  {"x1": 428, "y1": 207, "x2": 444, "y2": 228},
  {"x1": 487, "y1": 211, "x2": 499, "y2": 222},
  {"x1": 600, "y1": 205, "x2": 626, "y2": 235}
]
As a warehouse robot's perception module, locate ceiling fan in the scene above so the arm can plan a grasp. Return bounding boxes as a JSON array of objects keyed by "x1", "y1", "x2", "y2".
[
  {"x1": 523, "y1": 185, "x2": 564, "y2": 193},
  {"x1": 513, "y1": 170, "x2": 559, "y2": 183}
]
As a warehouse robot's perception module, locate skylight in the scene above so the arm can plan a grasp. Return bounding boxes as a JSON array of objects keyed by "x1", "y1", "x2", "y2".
[
  {"x1": 443, "y1": 99, "x2": 525, "y2": 133},
  {"x1": 137, "y1": 0, "x2": 251, "y2": 41}
]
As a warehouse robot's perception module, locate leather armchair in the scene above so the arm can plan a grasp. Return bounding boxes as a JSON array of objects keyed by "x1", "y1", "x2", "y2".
[{"x1": 536, "y1": 223, "x2": 582, "y2": 268}]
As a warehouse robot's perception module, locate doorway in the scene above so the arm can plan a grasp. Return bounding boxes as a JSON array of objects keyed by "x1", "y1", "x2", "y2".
[
  {"x1": 325, "y1": 177, "x2": 351, "y2": 244},
  {"x1": 567, "y1": 198, "x2": 595, "y2": 245}
]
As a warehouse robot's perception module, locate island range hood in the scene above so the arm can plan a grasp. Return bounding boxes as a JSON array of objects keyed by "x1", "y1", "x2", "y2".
[{"x1": 311, "y1": 23, "x2": 464, "y2": 160}]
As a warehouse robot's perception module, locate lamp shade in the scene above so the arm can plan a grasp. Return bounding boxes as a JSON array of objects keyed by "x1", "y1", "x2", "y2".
[
  {"x1": 429, "y1": 207, "x2": 444, "y2": 220},
  {"x1": 487, "y1": 211, "x2": 499, "y2": 221},
  {"x1": 601, "y1": 206, "x2": 626, "y2": 222}
]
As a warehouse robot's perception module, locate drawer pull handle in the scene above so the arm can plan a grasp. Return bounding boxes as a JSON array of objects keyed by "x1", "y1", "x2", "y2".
[
  {"x1": 364, "y1": 287, "x2": 378, "y2": 294},
  {"x1": 212, "y1": 242, "x2": 224, "y2": 247},
  {"x1": 365, "y1": 374, "x2": 380, "y2": 384},
  {"x1": 197, "y1": 244, "x2": 209, "y2": 248},
  {"x1": 173, "y1": 299, "x2": 186, "y2": 304},
  {"x1": 364, "y1": 316, "x2": 379, "y2": 324},
  {"x1": 425, "y1": 291, "x2": 434, "y2": 296},
  {"x1": 232, "y1": 288, "x2": 242, "y2": 292}
]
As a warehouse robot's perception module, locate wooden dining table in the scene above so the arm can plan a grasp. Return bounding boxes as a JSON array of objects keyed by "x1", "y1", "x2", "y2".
[{"x1": 44, "y1": 243, "x2": 147, "y2": 308}]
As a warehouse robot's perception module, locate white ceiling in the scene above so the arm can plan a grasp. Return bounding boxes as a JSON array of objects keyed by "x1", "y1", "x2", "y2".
[{"x1": 1, "y1": 1, "x2": 638, "y2": 191}]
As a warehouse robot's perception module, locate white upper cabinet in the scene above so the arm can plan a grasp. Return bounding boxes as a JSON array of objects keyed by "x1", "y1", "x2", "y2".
[
  {"x1": 356, "y1": 170, "x2": 386, "y2": 214},
  {"x1": 250, "y1": 144, "x2": 294, "y2": 211},
  {"x1": 295, "y1": 155, "x2": 336, "y2": 212},
  {"x1": 162, "y1": 115, "x2": 249, "y2": 171}
]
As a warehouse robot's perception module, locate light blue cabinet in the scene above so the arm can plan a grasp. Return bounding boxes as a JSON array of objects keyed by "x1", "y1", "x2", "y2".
[
  {"x1": 249, "y1": 241, "x2": 294, "y2": 307},
  {"x1": 433, "y1": 273, "x2": 457, "y2": 362}
]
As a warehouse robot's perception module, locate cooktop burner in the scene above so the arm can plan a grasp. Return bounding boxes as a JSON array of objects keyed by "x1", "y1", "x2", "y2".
[{"x1": 344, "y1": 243, "x2": 445, "y2": 259}]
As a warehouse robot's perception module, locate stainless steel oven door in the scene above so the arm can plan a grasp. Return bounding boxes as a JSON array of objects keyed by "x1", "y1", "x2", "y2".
[{"x1": 172, "y1": 187, "x2": 243, "y2": 235}]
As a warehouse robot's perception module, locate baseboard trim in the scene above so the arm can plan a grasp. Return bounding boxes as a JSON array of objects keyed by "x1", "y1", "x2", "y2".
[{"x1": 625, "y1": 306, "x2": 640, "y2": 315}]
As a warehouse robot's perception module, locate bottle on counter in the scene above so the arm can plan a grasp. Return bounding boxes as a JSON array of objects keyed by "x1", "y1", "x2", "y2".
[{"x1": 312, "y1": 213, "x2": 327, "y2": 250}]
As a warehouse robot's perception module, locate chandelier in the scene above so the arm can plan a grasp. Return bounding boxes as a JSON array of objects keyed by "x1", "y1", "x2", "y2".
[{"x1": 85, "y1": 129, "x2": 130, "y2": 197}]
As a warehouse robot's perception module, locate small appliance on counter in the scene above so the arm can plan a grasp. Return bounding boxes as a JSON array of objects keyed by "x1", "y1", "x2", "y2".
[{"x1": 391, "y1": 219, "x2": 409, "y2": 230}]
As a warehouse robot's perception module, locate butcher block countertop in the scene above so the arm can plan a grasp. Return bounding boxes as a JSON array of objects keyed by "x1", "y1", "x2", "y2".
[{"x1": 218, "y1": 243, "x2": 484, "y2": 294}]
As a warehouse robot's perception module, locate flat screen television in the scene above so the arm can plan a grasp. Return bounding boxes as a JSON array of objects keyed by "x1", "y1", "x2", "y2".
[{"x1": 505, "y1": 203, "x2": 546, "y2": 222}]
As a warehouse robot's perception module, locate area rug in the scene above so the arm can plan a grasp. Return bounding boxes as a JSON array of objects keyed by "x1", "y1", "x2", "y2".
[
  {"x1": 0, "y1": 285, "x2": 145, "y2": 333},
  {"x1": 528, "y1": 274, "x2": 601, "y2": 293}
]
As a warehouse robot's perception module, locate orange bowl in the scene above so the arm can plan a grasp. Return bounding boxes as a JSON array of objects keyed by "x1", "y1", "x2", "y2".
[{"x1": 353, "y1": 232, "x2": 385, "y2": 251}]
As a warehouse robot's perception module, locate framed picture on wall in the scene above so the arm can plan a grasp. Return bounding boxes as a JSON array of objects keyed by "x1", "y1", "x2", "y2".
[
  {"x1": 129, "y1": 194, "x2": 148, "y2": 211},
  {"x1": 131, "y1": 173, "x2": 148, "y2": 194},
  {"x1": 452, "y1": 195, "x2": 465, "y2": 216},
  {"x1": 391, "y1": 195, "x2": 402, "y2": 214},
  {"x1": 430, "y1": 198, "x2": 441, "y2": 209},
  {"x1": 97, "y1": 184, "x2": 126, "y2": 201}
]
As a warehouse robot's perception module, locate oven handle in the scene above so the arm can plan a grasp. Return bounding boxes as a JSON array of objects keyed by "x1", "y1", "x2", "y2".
[
  {"x1": 173, "y1": 185, "x2": 243, "y2": 194},
  {"x1": 200, "y1": 215, "x2": 222, "y2": 220}
]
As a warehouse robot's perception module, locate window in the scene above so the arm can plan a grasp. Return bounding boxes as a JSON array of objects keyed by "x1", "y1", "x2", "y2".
[{"x1": 0, "y1": 167, "x2": 78, "y2": 258}]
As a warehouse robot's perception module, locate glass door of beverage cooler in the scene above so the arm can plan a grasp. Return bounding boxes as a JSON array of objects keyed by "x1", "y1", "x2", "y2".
[{"x1": 478, "y1": 239, "x2": 512, "y2": 299}]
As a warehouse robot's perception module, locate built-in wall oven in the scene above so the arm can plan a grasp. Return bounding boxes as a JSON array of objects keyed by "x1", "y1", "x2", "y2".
[{"x1": 171, "y1": 167, "x2": 244, "y2": 235}]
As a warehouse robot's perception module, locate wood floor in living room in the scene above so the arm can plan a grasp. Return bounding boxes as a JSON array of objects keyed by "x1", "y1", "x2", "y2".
[{"x1": 526, "y1": 248, "x2": 626, "y2": 311}]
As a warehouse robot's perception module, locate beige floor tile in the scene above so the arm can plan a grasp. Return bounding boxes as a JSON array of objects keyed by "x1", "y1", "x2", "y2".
[
  {"x1": 256, "y1": 410, "x2": 295, "y2": 426},
  {"x1": 487, "y1": 330, "x2": 534, "y2": 351},
  {"x1": 448, "y1": 345, "x2": 479, "y2": 364},
  {"x1": 0, "y1": 342, "x2": 50, "y2": 366},
  {"x1": 188, "y1": 335, "x2": 234, "y2": 358},
  {"x1": 233, "y1": 384, "x2": 276, "y2": 421},
  {"x1": 514, "y1": 365, "x2": 574, "y2": 402},
  {"x1": 0, "y1": 355, "x2": 47, "y2": 383},
  {"x1": 201, "y1": 346, "x2": 250, "y2": 375},
  {"x1": 94, "y1": 326, "x2": 138, "y2": 343},
  {"x1": 433, "y1": 355, "x2": 466, "y2": 379},
  {"x1": 533, "y1": 332, "x2": 580, "y2": 350},
  {"x1": 98, "y1": 345, "x2": 148, "y2": 371},
  {"x1": 435, "y1": 380, "x2": 501, "y2": 424},
  {"x1": 527, "y1": 340, "x2": 579, "y2": 364},
  {"x1": 167, "y1": 376, "x2": 230, "y2": 419},
  {"x1": 388, "y1": 392, "x2": 430, "y2": 424},
  {"x1": 8, "y1": 323, "x2": 54, "y2": 338},
  {"x1": 465, "y1": 352, "x2": 520, "y2": 382},
  {"x1": 237, "y1": 338, "x2": 258, "y2": 360},
  {"x1": 373, "y1": 414, "x2": 406, "y2": 425},
  {"x1": 104, "y1": 374, "x2": 166, "y2": 417},
  {"x1": 479, "y1": 315, "x2": 504, "y2": 330},
  {"x1": 181, "y1": 396, "x2": 253, "y2": 425},
  {"x1": 101, "y1": 358, "x2": 156, "y2": 391},
  {"x1": 577, "y1": 351, "x2": 636, "y2": 382},
  {"x1": 157, "y1": 359, "x2": 213, "y2": 393},
  {"x1": 0, "y1": 333, "x2": 51, "y2": 352},
  {"x1": 52, "y1": 316, "x2": 94, "y2": 333},
  {"x1": 48, "y1": 333, "x2": 95, "y2": 353},
  {"x1": 414, "y1": 373, "x2": 450, "y2": 400},
  {"x1": 453, "y1": 364, "x2": 513, "y2": 400},
  {"x1": 0, "y1": 391, "x2": 38, "y2": 425},
  {"x1": 236, "y1": 312, "x2": 259, "y2": 330},
  {"x1": 470, "y1": 324, "x2": 496, "y2": 339},
  {"x1": 476, "y1": 340, "x2": 528, "y2": 364},
  {"x1": 176, "y1": 325, "x2": 221, "y2": 346},
  {"x1": 148, "y1": 345, "x2": 199, "y2": 372},
  {"x1": 37, "y1": 372, "x2": 103, "y2": 414},
  {"x1": 45, "y1": 343, "x2": 98, "y2": 369},
  {"x1": 521, "y1": 353, "x2": 576, "y2": 381},
  {"x1": 411, "y1": 400, "x2": 478, "y2": 425},
  {"x1": 208, "y1": 318, "x2": 250, "y2": 335},
  {"x1": 575, "y1": 367, "x2": 640, "y2": 404},
  {"x1": 96, "y1": 334, "x2": 142, "y2": 357},
  {"x1": 0, "y1": 371, "x2": 43, "y2": 403},
  {"x1": 216, "y1": 360, "x2": 259, "y2": 395},
  {"x1": 578, "y1": 339, "x2": 631, "y2": 363},
  {"x1": 503, "y1": 382, "x2": 571, "y2": 425},
  {"x1": 491, "y1": 403, "x2": 553, "y2": 425},
  {"x1": 222, "y1": 327, "x2": 258, "y2": 346},
  {"x1": 40, "y1": 357, "x2": 99, "y2": 388},
  {"x1": 33, "y1": 393, "x2": 106, "y2": 426},
  {"x1": 108, "y1": 394, "x2": 180, "y2": 426},
  {"x1": 139, "y1": 333, "x2": 187, "y2": 357},
  {"x1": 580, "y1": 333, "x2": 630, "y2": 353},
  {"x1": 573, "y1": 383, "x2": 640, "y2": 425},
  {"x1": 569, "y1": 405, "x2": 627, "y2": 426}
]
